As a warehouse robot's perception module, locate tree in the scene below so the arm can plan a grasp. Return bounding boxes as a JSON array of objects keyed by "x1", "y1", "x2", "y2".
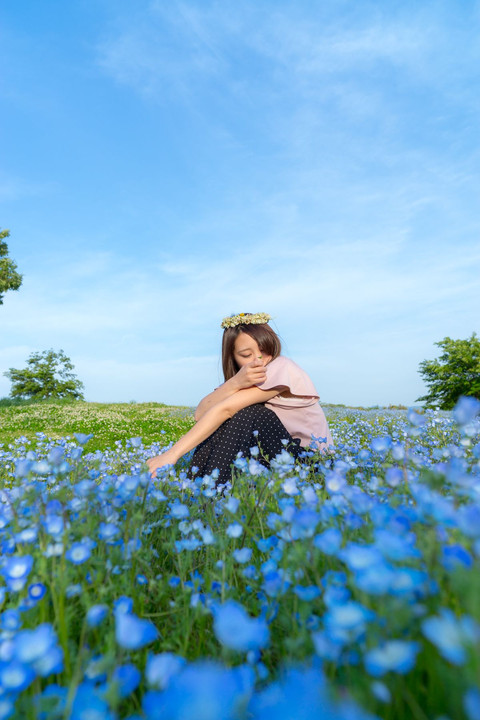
[
  {"x1": 0, "y1": 229, "x2": 23, "y2": 304},
  {"x1": 4, "y1": 349, "x2": 85, "y2": 401},
  {"x1": 416, "y1": 333, "x2": 480, "y2": 409}
]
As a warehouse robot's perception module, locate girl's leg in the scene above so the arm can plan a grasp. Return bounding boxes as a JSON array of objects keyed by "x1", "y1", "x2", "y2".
[{"x1": 189, "y1": 403, "x2": 300, "y2": 484}]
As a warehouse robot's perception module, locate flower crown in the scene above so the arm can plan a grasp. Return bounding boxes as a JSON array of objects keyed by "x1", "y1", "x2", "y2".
[{"x1": 221, "y1": 312, "x2": 271, "y2": 329}]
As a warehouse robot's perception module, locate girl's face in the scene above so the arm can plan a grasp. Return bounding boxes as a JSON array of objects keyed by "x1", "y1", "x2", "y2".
[{"x1": 233, "y1": 332, "x2": 272, "y2": 368}]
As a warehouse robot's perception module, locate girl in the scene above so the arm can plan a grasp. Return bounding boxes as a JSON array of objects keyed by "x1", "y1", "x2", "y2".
[{"x1": 147, "y1": 312, "x2": 333, "y2": 482}]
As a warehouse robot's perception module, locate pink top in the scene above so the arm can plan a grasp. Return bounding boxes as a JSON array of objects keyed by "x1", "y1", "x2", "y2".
[{"x1": 256, "y1": 356, "x2": 333, "y2": 451}]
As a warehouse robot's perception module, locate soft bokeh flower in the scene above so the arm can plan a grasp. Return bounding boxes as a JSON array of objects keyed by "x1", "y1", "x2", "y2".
[
  {"x1": 364, "y1": 640, "x2": 420, "y2": 676},
  {"x1": 115, "y1": 611, "x2": 159, "y2": 650},
  {"x1": 213, "y1": 601, "x2": 269, "y2": 653}
]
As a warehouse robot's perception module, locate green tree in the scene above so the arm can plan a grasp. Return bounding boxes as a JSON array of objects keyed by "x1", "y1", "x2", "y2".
[
  {"x1": 0, "y1": 228, "x2": 23, "y2": 304},
  {"x1": 416, "y1": 333, "x2": 480, "y2": 409},
  {"x1": 4, "y1": 349, "x2": 85, "y2": 401}
]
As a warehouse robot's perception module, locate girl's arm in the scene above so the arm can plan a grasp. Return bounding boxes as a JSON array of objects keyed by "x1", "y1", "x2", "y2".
[
  {"x1": 194, "y1": 359, "x2": 268, "y2": 421},
  {"x1": 147, "y1": 384, "x2": 284, "y2": 476}
]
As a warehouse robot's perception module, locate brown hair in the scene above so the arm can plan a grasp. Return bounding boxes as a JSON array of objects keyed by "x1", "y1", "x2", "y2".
[{"x1": 222, "y1": 323, "x2": 282, "y2": 381}]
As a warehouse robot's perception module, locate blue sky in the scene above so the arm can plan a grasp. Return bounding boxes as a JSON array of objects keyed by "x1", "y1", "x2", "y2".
[{"x1": 1, "y1": 0, "x2": 479, "y2": 407}]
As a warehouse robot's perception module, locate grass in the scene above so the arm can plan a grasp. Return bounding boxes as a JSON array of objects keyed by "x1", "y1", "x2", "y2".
[{"x1": 0, "y1": 400, "x2": 196, "y2": 453}]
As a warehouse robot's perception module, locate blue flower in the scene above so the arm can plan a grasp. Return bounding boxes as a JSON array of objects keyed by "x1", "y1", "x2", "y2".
[
  {"x1": 0, "y1": 660, "x2": 35, "y2": 693},
  {"x1": 314, "y1": 528, "x2": 342, "y2": 555},
  {"x1": 226, "y1": 523, "x2": 243, "y2": 538},
  {"x1": 70, "y1": 683, "x2": 114, "y2": 720},
  {"x1": 12, "y1": 623, "x2": 62, "y2": 676},
  {"x1": 98, "y1": 522, "x2": 121, "y2": 542},
  {"x1": 294, "y1": 586, "x2": 321, "y2": 601},
  {"x1": 143, "y1": 661, "x2": 254, "y2": 720},
  {"x1": 464, "y1": 687, "x2": 480, "y2": 720},
  {"x1": 74, "y1": 433, "x2": 93, "y2": 445},
  {"x1": 2, "y1": 554, "x2": 34, "y2": 591},
  {"x1": 65, "y1": 540, "x2": 92, "y2": 565},
  {"x1": 441, "y1": 544, "x2": 473, "y2": 570},
  {"x1": 422, "y1": 609, "x2": 479, "y2": 665},
  {"x1": 170, "y1": 502, "x2": 189, "y2": 519},
  {"x1": 28, "y1": 583, "x2": 47, "y2": 602},
  {"x1": 452, "y1": 396, "x2": 480, "y2": 426},
  {"x1": 86, "y1": 604, "x2": 109, "y2": 628},
  {"x1": 1, "y1": 608, "x2": 22, "y2": 631},
  {"x1": 115, "y1": 611, "x2": 159, "y2": 650},
  {"x1": 146, "y1": 652, "x2": 186, "y2": 689},
  {"x1": 364, "y1": 640, "x2": 419, "y2": 676},
  {"x1": 213, "y1": 600, "x2": 269, "y2": 653},
  {"x1": 43, "y1": 514, "x2": 64, "y2": 539},
  {"x1": 233, "y1": 548, "x2": 252, "y2": 564},
  {"x1": 112, "y1": 663, "x2": 141, "y2": 698}
]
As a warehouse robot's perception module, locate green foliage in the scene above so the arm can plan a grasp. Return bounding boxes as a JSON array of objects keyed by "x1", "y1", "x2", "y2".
[
  {"x1": 417, "y1": 333, "x2": 480, "y2": 409},
  {"x1": 4, "y1": 348, "x2": 85, "y2": 401},
  {"x1": 0, "y1": 228, "x2": 23, "y2": 304}
]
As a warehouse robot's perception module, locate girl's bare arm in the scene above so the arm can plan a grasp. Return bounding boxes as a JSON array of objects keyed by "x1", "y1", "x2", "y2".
[
  {"x1": 147, "y1": 384, "x2": 284, "y2": 476},
  {"x1": 194, "y1": 359, "x2": 268, "y2": 421}
]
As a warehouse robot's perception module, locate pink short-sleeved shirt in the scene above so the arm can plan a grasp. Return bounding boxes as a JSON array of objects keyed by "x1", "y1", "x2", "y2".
[{"x1": 256, "y1": 356, "x2": 333, "y2": 451}]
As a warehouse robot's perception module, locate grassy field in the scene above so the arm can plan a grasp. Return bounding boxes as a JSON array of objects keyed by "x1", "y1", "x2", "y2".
[{"x1": 0, "y1": 400, "x2": 196, "y2": 452}]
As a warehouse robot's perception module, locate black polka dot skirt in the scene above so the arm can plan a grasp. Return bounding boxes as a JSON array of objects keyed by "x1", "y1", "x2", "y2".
[{"x1": 189, "y1": 403, "x2": 301, "y2": 484}]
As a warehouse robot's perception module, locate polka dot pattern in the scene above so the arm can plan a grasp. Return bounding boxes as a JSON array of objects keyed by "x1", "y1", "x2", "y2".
[{"x1": 190, "y1": 404, "x2": 301, "y2": 484}]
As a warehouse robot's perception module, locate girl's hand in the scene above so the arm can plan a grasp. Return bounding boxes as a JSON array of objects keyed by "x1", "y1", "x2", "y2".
[
  {"x1": 146, "y1": 450, "x2": 175, "y2": 478},
  {"x1": 234, "y1": 358, "x2": 269, "y2": 389}
]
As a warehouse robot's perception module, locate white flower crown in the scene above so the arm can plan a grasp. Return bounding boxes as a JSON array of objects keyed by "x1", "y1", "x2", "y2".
[{"x1": 221, "y1": 312, "x2": 271, "y2": 329}]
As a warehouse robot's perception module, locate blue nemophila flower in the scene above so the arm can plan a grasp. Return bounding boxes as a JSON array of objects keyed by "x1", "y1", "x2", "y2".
[
  {"x1": 35, "y1": 684, "x2": 68, "y2": 720},
  {"x1": 1, "y1": 608, "x2": 22, "y2": 631},
  {"x1": 422, "y1": 609, "x2": 479, "y2": 665},
  {"x1": 441, "y1": 543, "x2": 473, "y2": 570},
  {"x1": 114, "y1": 596, "x2": 134, "y2": 615},
  {"x1": 74, "y1": 433, "x2": 93, "y2": 445},
  {"x1": 143, "y1": 661, "x2": 254, "y2": 720},
  {"x1": 43, "y1": 514, "x2": 64, "y2": 539},
  {"x1": 324, "y1": 602, "x2": 374, "y2": 644},
  {"x1": 371, "y1": 681, "x2": 391, "y2": 703},
  {"x1": 224, "y1": 496, "x2": 240, "y2": 513},
  {"x1": 464, "y1": 687, "x2": 480, "y2": 720},
  {"x1": 86, "y1": 604, "x2": 109, "y2": 628},
  {"x1": 226, "y1": 523, "x2": 243, "y2": 538},
  {"x1": 233, "y1": 548, "x2": 252, "y2": 564},
  {"x1": 115, "y1": 611, "x2": 159, "y2": 650},
  {"x1": 2, "y1": 554, "x2": 34, "y2": 591},
  {"x1": 71, "y1": 683, "x2": 114, "y2": 720},
  {"x1": 452, "y1": 396, "x2": 480, "y2": 426},
  {"x1": 112, "y1": 663, "x2": 141, "y2": 698},
  {"x1": 170, "y1": 502, "x2": 189, "y2": 519},
  {"x1": 15, "y1": 458, "x2": 33, "y2": 478},
  {"x1": 12, "y1": 623, "x2": 63, "y2": 676},
  {"x1": 314, "y1": 527, "x2": 342, "y2": 555},
  {"x1": 364, "y1": 640, "x2": 419, "y2": 676},
  {"x1": 385, "y1": 467, "x2": 404, "y2": 488},
  {"x1": 370, "y1": 436, "x2": 392, "y2": 454},
  {"x1": 146, "y1": 652, "x2": 186, "y2": 689},
  {"x1": 28, "y1": 583, "x2": 46, "y2": 601},
  {"x1": 0, "y1": 660, "x2": 35, "y2": 693},
  {"x1": 65, "y1": 540, "x2": 92, "y2": 565},
  {"x1": 250, "y1": 665, "x2": 374, "y2": 720},
  {"x1": 294, "y1": 586, "x2": 321, "y2": 602},
  {"x1": 213, "y1": 600, "x2": 269, "y2": 652},
  {"x1": 15, "y1": 526, "x2": 38, "y2": 544},
  {"x1": 339, "y1": 543, "x2": 383, "y2": 572},
  {"x1": 98, "y1": 522, "x2": 121, "y2": 542}
]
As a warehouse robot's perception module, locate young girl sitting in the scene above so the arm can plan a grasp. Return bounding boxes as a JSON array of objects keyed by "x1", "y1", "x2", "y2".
[{"x1": 147, "y1": 312, "x2": 333, "y2": 483}]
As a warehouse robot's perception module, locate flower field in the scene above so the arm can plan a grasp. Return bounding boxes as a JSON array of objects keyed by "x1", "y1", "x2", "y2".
[{"x1": 0, "y1": 399, "x2": 479, "y2": 720}]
